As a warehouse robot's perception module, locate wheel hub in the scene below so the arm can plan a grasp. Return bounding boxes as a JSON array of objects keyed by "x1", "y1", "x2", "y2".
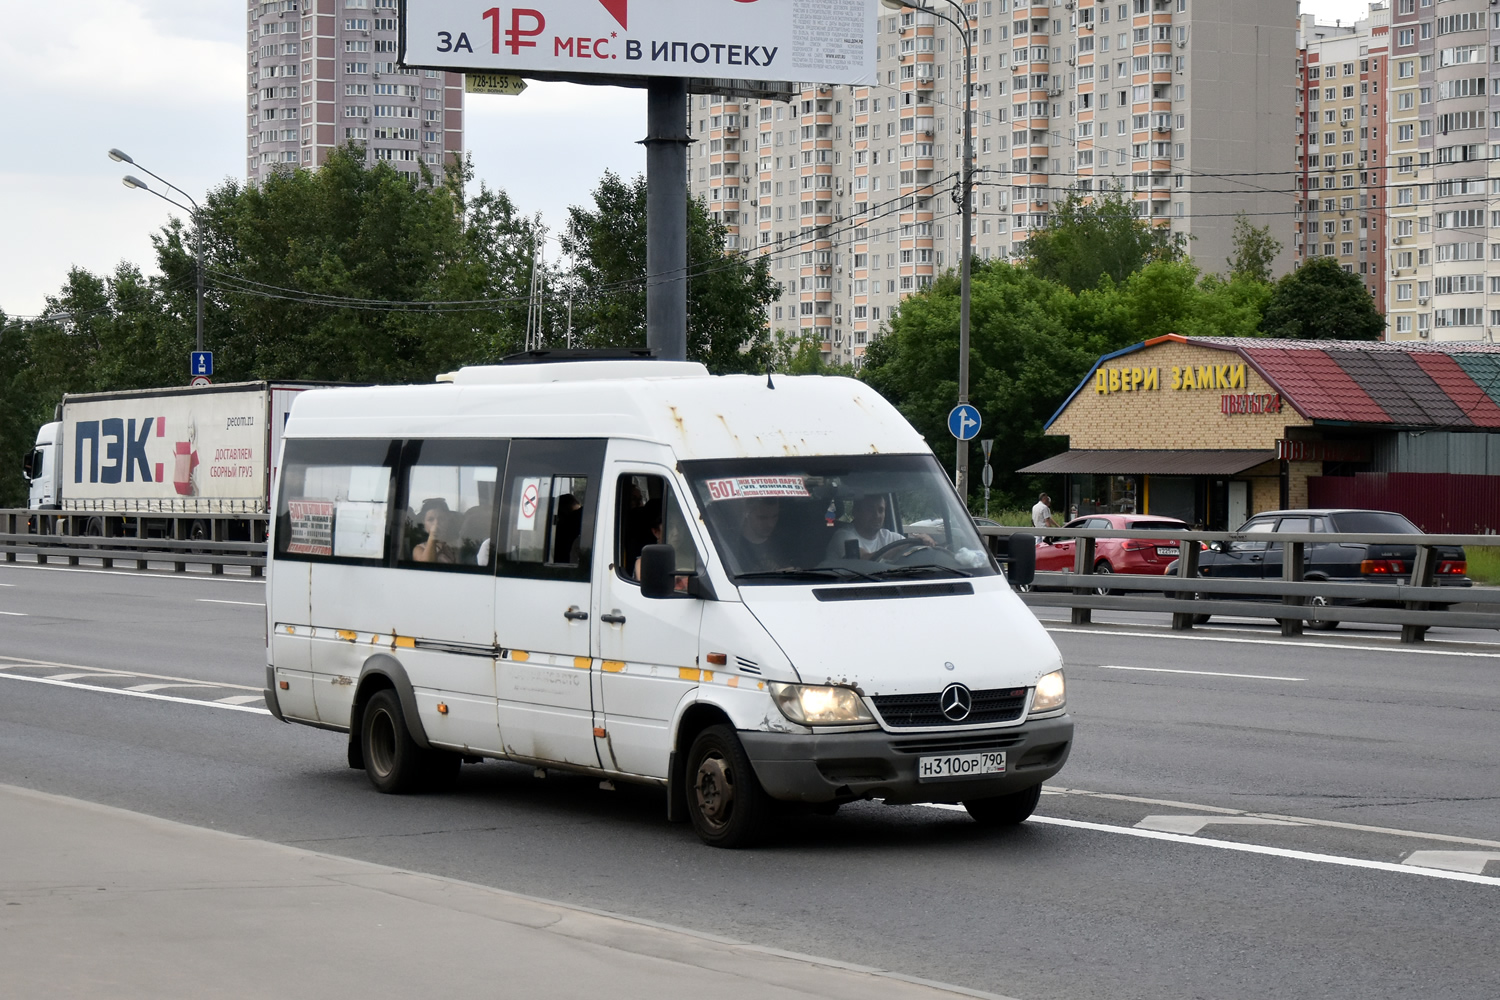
[{"x1": 694, "y1": 753, "x2": 734, "y2": 830}]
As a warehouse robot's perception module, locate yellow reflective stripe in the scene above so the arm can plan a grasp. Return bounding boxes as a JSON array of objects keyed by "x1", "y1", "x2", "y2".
[
  {"x1": 602, "y1": 660, "x2": 626, "y2": 673},
  {"x1": 679, "y1": 667, "x2": 702, "y2": 682},
  {"x1": 574, "y1": 656, "x2": 592, "y2": 670}
]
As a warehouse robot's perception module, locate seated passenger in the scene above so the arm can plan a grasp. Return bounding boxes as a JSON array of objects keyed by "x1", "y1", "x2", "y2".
[
  {"x1": 736, "y1": 497, "x2": 788, "y2": 573},
  {"x1": 826, "y1": 494, "x2": 934, "y2": 560},
  {"x1": 412, "y1": 498, "x2": 457, "y2": 563}
]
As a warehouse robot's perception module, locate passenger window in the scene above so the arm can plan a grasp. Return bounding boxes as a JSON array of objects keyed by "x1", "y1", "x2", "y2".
[
  {"x1": 615, "y1": 474, "x2": 698, "y2": 582},
  {"x1": 397, "y1": 440, "x2": 507, "y2": 572},
  {"x1": 275, "y1": 439, "x2": 398, "y2": 563},
  {"x1": 497, "y1": 439, "x2": 605, "y2": 582},
  {"x1": 1274, "y1": 517, "x2": 1310, "y2": 534}
]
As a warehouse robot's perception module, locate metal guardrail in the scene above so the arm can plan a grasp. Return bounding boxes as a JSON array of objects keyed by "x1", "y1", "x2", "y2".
[
  {"x1": 0, "y1": 509, "x2": 268, "y2": 576},
  {"x1": 978, "y1": 524, "x2": 1500, "y2": 645}
]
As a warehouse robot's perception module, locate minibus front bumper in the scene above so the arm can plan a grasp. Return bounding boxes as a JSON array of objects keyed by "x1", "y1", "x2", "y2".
[{"x1": 738, "y1": 715, "x2": 1073, "y2": 805}]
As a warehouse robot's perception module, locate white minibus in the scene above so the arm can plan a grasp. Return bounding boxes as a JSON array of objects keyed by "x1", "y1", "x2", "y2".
[{"x1": 263, "y1": 357, "x2": 1072, "y2": 847}]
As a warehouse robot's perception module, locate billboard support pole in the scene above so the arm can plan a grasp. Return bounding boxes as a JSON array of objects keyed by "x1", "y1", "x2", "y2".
[{"x1": 644, "y1": 77, "x2": 689, "y2": 361}]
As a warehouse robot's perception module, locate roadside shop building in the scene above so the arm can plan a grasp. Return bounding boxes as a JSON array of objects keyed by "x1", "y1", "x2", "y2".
[{"x1": 1019, "y1": 336, "x2": 1500, "y2": 532}]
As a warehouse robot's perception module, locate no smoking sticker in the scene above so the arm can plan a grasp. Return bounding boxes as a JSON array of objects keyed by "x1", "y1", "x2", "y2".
[{"x1": 516, "y1": 478, "x2": 542, "y2": 530}]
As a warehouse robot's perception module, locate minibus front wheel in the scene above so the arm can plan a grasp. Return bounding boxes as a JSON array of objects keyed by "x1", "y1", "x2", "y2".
[
  {"x1": 963, "y1": 783, "x2": 1042, "y2": 828},
  {"x1": 685, "y1": 725, "x2": 772, "y2": 848},
  {"x1": 361, "y1": 689, "x2": 458, "y2": 793}
]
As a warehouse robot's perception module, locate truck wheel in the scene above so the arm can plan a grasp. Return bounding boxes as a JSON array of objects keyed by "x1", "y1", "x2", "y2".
[
  {"x1": 685, "y1": 724, "x2": 770, "y2": 848},
  {"x1": 361, "y1": 689, "x2": 429, "y2": 794},
  {"x1": 964, "y1": 783, "x2": 1043, "y2": 827}
]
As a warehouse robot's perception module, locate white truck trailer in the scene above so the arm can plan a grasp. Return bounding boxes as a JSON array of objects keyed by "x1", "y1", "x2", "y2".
[{"x1": 22, "y1": 382, "x2": 332, "y2": 540}]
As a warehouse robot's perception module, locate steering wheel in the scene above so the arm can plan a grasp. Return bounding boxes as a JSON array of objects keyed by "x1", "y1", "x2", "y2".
[{"x1": 870, "y1": 537, "x2": 933, "y2": 561}]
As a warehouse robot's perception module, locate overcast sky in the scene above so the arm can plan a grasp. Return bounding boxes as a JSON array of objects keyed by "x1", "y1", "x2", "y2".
[{"x1": 0, "y1": 0, "x2": 1372, "y2": 318}]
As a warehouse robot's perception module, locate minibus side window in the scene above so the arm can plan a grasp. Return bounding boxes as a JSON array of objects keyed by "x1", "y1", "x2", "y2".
[
  {"x1": 274, "y1": 439, "x2": 399, "y2": 563},
  {"x1": 615, "y1": 474, "x2": 697, "y2": 582},
  {"x1": 496, "y1": 439, "x2": 605, "y2": 582},
  {"x1": 395, "y1": 439, "x2": 508, "y2": 572}
]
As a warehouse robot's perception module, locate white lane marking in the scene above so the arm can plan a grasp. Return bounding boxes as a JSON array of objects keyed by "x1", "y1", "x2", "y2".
[
  {"x1": 216, "y1": 694, "x2": 268, "y2": 706},
  {"x1": 125, "y1": 683, "x2": 219, "y2": 693},
  {"x1": 197, "y1": 599, "x2": 265, "y2": 607},
  {"x1": 1402, "y1": 851, "x2": 1500, "y2": 875},
  {"x1": 0, "y1": 671, "x2": 270, "y2": 714},
  {"x1": 923, "y1": 804, "x2": 1500, "y2": 887},
  {"x1": 1045, "y1": 626, "x2": 1500, "y2": 659},
  {"x1": 1047, "y1": 786, "x2": 1500, "y2": 850},
  {"x1": 0, "y1": 583, "x2": 14, "y2": 586},
  {"x1": 0, "y1": 655, "x2": 260, "y2": 691},
  {"x1": 45, "y1": 672, "x2": 123, "y2": 682},
  {"x1": 1091, "y1": 663, "x2": 1304, "y2": 682},
  {"x1": 0, "y1": 611, "x2": 27, "y2": 616},
  {"x1": 1136, "y1": 815, "x2": 1304, "y2": 835}
]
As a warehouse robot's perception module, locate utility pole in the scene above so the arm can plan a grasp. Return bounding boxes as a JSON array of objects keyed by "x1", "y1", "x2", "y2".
[{"x1": 643, "y1": 78, "x2": 690, "y2": 361}]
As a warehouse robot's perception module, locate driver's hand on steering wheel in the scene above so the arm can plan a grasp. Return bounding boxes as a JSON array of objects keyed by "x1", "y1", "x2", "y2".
[{"x1": 908, "y1": 532, "x2": 935, "y2": 546}]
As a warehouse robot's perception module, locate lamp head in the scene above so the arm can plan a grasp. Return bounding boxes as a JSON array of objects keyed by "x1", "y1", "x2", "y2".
[
  {"x1": 108, "y1": 148, "x2": 133, "y2": 164},
  {"x1": 121, "y1": 175, "x2": 148, "y2": 191},
  {"x1": 881, "y1": 0, "x2": 915, "y2": 9}
]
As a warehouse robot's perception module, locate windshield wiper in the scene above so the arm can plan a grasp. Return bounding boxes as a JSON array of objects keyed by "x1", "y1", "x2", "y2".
[
  {"x1": 735, "y1": 566, "x2": 878, "y2": 582},
  {"x1": 865, "y1": 564, "x2": 974, "y2": 580}
]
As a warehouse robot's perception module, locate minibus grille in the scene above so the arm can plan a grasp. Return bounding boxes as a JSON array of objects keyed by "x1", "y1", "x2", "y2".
[
  {"x1": 890, "y1": 733, "x2": 1027, "y2": 754},
  {"x1": 871, "y1": 689, "x2": 1028, "y2": 728}
]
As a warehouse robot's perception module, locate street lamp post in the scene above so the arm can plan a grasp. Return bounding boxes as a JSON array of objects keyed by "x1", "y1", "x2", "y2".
[
  {"x1": 109, "y1": 149, "x2": 204, "y2": 360},
  {"x1": 882, "y1": 0, "x2": 974, "y2": 498}
]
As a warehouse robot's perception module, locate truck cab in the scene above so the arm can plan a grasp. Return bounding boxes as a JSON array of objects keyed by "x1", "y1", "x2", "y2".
[{"x1": 23, "y1": 421, "x2": 61, "y2": 510}]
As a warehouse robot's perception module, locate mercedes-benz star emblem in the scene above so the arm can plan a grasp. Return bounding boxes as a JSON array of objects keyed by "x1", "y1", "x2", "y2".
[{"x1": 939, "y1": 683, "x2": 973, "y2": 722}]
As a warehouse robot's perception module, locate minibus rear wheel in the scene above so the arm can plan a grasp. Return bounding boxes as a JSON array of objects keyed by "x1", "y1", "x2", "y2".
[
  {"x1": 685, "y1": 725, "x2": 770, "y2": 848},
  {"x1": 963, "y1": 783, "x2": 1042, "y2": 827},
  {"x1": 362, "y1": 689, "x2": 430, "y2": 794}
]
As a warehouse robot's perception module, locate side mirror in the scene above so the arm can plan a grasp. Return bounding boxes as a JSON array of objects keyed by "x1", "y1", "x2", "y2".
[
  {"x1": 1006, "y1": 533, "x2": 1036, "y2": 589},
  {"x1": 639, "y1": 544, "x2": 679, "y2": 599},
  {"x1": 1215, "y1": 540, "x2": 1231, "y2": 554},
  {"x1": 21, "y1": 449, "x2": 38, "y2": 482}
]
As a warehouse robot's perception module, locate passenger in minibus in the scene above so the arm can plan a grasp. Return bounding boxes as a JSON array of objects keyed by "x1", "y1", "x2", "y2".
[
  {"x1": 736, "y1": 497, "x2": 788, "y2": 572},
  {"x1": 412, "y1": 498, "x2": 457, "y2": 563}
]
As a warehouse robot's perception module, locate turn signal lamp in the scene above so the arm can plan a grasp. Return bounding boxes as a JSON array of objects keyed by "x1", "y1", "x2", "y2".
[{"x1": 1437, "y1": 560, "x2": 1467, "y2": 575}]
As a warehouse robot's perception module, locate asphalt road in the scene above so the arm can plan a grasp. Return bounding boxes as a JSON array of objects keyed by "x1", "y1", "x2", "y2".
[{"x1": 1, "y1": 562, "x2": 1497, "y2": 1000}]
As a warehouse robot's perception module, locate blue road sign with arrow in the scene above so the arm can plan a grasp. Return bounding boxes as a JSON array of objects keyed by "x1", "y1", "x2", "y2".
[
  {"x1": 948, "y1": 403, "x2": 982, "y2": 441},
  {"x1": 191, "y1": 351, "x2": 213, "y2": 377}
]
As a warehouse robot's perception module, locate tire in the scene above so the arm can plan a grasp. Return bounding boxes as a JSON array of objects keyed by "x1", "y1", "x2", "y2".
[
  {"x1": 685, "y1": 724, "x2": 771, "y2": 848},
  {"x1": 1192, "y1": 592, "x2": 1212, "y2": 625},
  {"x1": 1305, "y1": 593, "x2": 1339, "y2": 631},
  {"x1": 964, "y1": 783, "x2": 1043, "y2": 828},
  {"x1": 361, "y1": 689, "x2": 431, "y2": 794},
  {"x1": 1093, "y1": 562, "x2": 1114, "y2": 597}
]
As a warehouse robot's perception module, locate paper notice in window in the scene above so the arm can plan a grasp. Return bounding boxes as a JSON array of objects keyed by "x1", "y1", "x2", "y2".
[
  {"x1": 333, "y1": 501, "x2": 387, "y2": 559},
  {"x1": 287, "y1": 500, "x2": 335, "y2": 556},
  {"x1": 704, "y1": 477, "x2": 810, "y2": 501}
]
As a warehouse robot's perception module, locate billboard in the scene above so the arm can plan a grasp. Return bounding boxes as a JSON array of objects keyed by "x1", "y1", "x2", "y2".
[
  {"x1": 399, "y1": 0, "x2": 877, "y2": 87},
  {"x1": 60, "y1": 385, "x2": 272, "y2": 512}
]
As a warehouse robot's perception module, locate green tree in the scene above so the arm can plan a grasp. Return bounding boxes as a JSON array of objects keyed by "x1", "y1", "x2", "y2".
[
  {"x1": 560, "y1": 172, "x2": 780, "y2": 373},
  {"x1": 1019, "y1": 190, "x2": 1185, "y2": 293},
  {"x1": 860, "y1": 263, "x2": 1094, "y2": 507},
  {"x1": 1225, "y1": 212, "x2": 1283, "y2": 284},
  {"x1": 1073, "y1": 260, "x2": 1271, "y2": 348},
  {"x1": 1260, "y1": 256, "x2": 1384, "y2": 340}
]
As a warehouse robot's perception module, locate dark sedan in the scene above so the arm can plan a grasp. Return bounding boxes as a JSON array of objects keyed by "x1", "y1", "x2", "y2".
[{"x1": 1167, "y1": 508, "x2": 1469, "y2": 630}]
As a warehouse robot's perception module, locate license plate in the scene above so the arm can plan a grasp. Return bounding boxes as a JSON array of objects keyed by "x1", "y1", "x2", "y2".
[
  {"x1": 917, "y1": 751, "x2": 1006, "y2": 780},
  {"x1": 1156, "y1": 546, "x2": 1180, "y2": 556}
]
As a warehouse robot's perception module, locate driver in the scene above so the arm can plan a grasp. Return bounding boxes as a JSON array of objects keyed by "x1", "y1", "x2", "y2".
[{"x1": 826, "y1": 494, "x2": 934, "y2": 560}]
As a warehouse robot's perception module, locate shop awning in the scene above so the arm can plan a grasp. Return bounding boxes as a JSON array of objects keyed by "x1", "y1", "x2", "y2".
[{"x1": 1018, "y1": 449, "x2": 1278, "y2": 475}]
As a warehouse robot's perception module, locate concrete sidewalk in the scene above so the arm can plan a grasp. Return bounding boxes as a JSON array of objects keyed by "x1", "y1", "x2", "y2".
[{"x1": 0, "y1": 784, "x2": 1012, "y2": 1000}]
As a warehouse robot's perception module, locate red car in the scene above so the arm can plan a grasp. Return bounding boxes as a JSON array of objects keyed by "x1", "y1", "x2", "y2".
[{"x1": 1034, "y1": 514, "x2": 1191, "y2": 594}]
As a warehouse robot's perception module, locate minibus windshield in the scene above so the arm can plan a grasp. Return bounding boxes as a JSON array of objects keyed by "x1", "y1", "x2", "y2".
[{"x1": 682, "y1": 455, "x2": 996, "y2": 584}]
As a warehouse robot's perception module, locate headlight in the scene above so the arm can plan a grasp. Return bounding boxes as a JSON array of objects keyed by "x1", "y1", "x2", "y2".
[
  {"x1": 1032, "y1": 670, "x2": 1066, "y2": 714},
  {"x1": 768, "y1": 683, "x2": 874, "y2": 726}
]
